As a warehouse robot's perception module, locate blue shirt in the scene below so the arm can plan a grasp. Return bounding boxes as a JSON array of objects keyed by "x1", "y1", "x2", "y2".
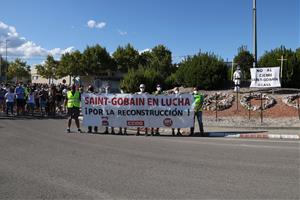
[{"x1": 15, "y1": 86, "x2": 25, "y2": 99}]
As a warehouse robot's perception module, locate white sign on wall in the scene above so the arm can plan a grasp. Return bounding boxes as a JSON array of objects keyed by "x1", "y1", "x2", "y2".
[{"x1": 250, "y1": 67, "x2": 281, "y2": 88}]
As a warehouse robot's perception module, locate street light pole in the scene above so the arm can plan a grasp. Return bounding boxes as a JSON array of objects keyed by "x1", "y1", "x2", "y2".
[
  {"x1": 5, "y1": 39, "x2": 9, "y2": 82},
  {"x1": 253, "y1": 0, "x2": 257, "y2": 68},
  {"x1": 0, "y1": 40, "x2": 2, "y2": 80},
  {"x1": 0, "y1": 54, "x2": 2, "y2": 79}
]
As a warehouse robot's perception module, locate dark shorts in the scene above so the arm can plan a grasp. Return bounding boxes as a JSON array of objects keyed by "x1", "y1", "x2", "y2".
[
  {"x1": 27, "y1": 103, "x2": 35, "y2": 110},
  {"x1": 67, "y1": 107, "x2": 80, "y2": 119},
  {"x1": 16, "y1": 99, "x2": 25, "y2": 108}
]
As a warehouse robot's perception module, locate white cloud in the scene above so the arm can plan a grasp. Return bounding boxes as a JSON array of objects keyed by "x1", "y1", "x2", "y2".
[
  {"x1": 87, "y1": 20, "x2": 106, "y2": 29},
  {"x1": 95, "y1": 22, "x2": 106, "y2": 29},
  {"x1": 87, "y1": 20, "x2": 96, "y2": 28},
  {"x1": 118, "y1": 29, "x2": 127, "y2": 36},
  {"x1": 139, "y1": 48, "x2": 151, "y2": 54},
  {"x1": 0, "y1": 21, "x2": 74, "y2": 59}
]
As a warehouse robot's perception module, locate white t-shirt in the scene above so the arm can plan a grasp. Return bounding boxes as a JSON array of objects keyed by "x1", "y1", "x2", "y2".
[{"x1": 5, "y1": 92, "x2": 15, "y2": 103}]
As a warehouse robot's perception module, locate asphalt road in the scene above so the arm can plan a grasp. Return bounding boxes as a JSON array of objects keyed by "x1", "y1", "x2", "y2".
[{"x1": 0, "y1": 118, "x2": 299, "y2": 199}]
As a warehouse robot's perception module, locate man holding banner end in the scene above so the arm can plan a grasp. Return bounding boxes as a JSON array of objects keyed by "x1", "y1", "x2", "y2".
[
  {"x1": 136, "y1": 84, "x2": 148, "y2": 136},
  {"x1": 190, "y1": 87, "x2": 205, "y2": 136}
]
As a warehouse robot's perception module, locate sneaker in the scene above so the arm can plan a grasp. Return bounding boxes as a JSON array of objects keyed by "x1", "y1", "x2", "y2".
[
  {"x1": 78, "y1": 129, "x2": 82, "y2": 133},
  {"x1": 67, "y1": 128, "x2": 71, "y2": 133}
]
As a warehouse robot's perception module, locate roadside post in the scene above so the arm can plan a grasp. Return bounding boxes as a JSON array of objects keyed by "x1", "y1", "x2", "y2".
[
  {"x1": 260, "y1": 92, "x2": 263, "y2": 124},
  {"x1": 236, "y1": 90, "x2": 239, "y2": 111},
  {"x1": 297, "y1": 93, "x2": 300, "y2": 120},
  {"x1": 215, "y1": 93, "x2": 218, "y2": 121},
  {"x1": 249, "y1": 92, "x2": 251, "y2": 120}
]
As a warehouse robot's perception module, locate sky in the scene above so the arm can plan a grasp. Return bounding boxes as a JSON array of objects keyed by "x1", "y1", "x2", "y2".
[{"x1": 0, "y1": 0, "x2": 298, "y2": 66}]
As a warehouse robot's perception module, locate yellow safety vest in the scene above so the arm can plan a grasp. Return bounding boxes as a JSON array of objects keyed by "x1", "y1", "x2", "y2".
[
  {"x1": 193, "y1": 93, "x2": 204, "y2": 112},
  {"x1": 67, "y1": 91, "x2": 80, "y2": 108}
]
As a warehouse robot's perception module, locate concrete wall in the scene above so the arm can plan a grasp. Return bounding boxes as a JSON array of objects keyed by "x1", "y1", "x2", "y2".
[{"x1": 31, "y1": 68, "x2": 72, "y2": 85}]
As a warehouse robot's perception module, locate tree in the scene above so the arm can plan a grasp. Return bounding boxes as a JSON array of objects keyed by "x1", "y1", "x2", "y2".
[
  {"x1": 58, "y1": 50, "x2": 84, "y2": 78},
  {"x1": 146, "y1": 45, "x2": 175, "y2": 77},
  {"x1": 7, "y1": 58, "x2": 30, "y2": 82},
  {"x1": 36, "y1": 55, "x2": 59, "y2": 83},
  {"x1": 120, "y1": 68, "x2": 145, "y2": 93},
  {"x1": 120, "y1": 67, "x2": 163, "y2": 93},
  {"x1": 143, "y1": 67, "x2": 164, "y2": 92},
  {"x1": 258, "y1": 46, "x2": 298, "y2": 88},
  {"x1": 175, "y1": 52, "x2": 228, "y2": 90},
  {"x1": 233, "y1": 46, "x2": 254, "y2": 80},
  {"x1": 165, "y1": 72, "x2": 179, "y2": 89},
  {"x1": 82, "y1": 44, "x2": 116, "y2": 76},
  {"x1": 139, "y1": 51, "x2": 152, "y2": 66},
  {"x1": 112, "y1": 44, "x2": 140, "y2": 72}
]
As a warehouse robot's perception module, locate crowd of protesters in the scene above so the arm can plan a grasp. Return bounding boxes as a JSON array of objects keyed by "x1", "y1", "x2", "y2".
[
  {"x1": 0, "y1": 82, "x2": 205, "y2": 136},
  {"x1": 0, "y1": 82, "x2": 69, "y2": 117}
]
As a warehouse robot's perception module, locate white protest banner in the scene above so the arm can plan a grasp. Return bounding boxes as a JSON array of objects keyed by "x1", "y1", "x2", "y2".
[
  {"x1": 250, "y1": 67, "x2": 281, "y2": 88},
  {"x1": 82, "y1": 93, "x2": 194, "y2": 128}
]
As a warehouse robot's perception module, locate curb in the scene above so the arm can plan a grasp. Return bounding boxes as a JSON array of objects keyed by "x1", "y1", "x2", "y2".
[
  {"x1": 78, "y1": 117, "x2": 299, "y2": 140},
  {"x1": 204, "y1": 125, "x2": 300, "y2": 130},
  {"x1": 220, "y1": 133, "x2": 300, "y2": 140}
]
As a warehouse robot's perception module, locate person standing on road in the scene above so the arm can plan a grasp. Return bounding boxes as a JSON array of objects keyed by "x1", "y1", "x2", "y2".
[
  {"x1": 0, "y1": 84, "x2": 7, "y2": 113},
  {"x1": 26, "y1": 90, "x2": 35, "y2": 116},
  {"x1": 65, "y1": 84, "x2": 82, "y2": 133},
  {"x1": 136, "y1": 84, "x2": 148, "y2": 136},
  {"x1": 151, "y1": 84, "x2": 163, "y2": 136},
  {"x1": 39, "y1": 87, "x2": 49, "y2": 116},
  {"x1": 103, "y1": 85, "x2": 116, "y2": 134},
  {"x1": 117, "y1": 86, "x2": 127, "y2": 135},
  {"x1": 190, "y1": 87, "x2": 205, "y2": 136},
  {"x1": 171, "y1": 87, "x2": 182, "y2": 136},
  {"x1": 15, "y1": 83, "x2": 25, "y2": 115},
  {"x1": 4, "y1": 87, "x2": 15, "y2": 116},
  {"x1": 87, "y1": 85, "x2": 98, "y2": 134}
]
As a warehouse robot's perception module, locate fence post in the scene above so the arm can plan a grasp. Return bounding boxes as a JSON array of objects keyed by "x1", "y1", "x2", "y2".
[
  {"x1": 260, "y1": 92, "x2": 263, "y2": 124},
  {"x1": 236, "y1": 90, "x2": 239, "y2": 111},
  {"x1": 297, "y1": 92, "x2": 300, "y2": 120},
  {"x1": 249, "y1": 92, "x2": 251, "y2": 120},
  {"x1": 215, "y1": 93, "x2": 218, "y2": 121}
]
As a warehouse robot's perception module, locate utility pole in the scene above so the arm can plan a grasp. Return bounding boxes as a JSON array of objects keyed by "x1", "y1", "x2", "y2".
[
  {"x1": 253, "y1": 0, "x2": 257, "y2": 68},
  {"x1": 0, "y1": 40, "x2": 2, "y2": 81},
  {"x1": 277, "y1": 55, "x2": 287, "y2": 79},
  {"x1": 0, "y1": 54, "x2": 2, "y2": 80},
  {"x1": 5, "y1": 39, "x2": 9, "y2": 82},
  {"x1": 231, "y1": 60, "x2": 236, "y2": 81}
]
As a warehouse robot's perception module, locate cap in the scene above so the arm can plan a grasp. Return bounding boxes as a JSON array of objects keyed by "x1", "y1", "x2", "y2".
[{"x1": 139, "y1": 84, "x2": 145, "y2": 88}]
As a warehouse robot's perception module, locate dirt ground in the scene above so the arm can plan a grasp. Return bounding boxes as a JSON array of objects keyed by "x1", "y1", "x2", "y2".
[{"x1": 203, "y1": 94, "x2": 300, "y2": 119}]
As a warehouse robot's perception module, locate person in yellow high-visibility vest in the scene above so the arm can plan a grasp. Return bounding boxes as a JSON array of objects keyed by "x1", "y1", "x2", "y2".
[
  {"x1": 65, "y1": 84, "x2": 82, "y2": 133},
  {"x1": 190, "y1": 87, "x2": 205, "y2": 136}
]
